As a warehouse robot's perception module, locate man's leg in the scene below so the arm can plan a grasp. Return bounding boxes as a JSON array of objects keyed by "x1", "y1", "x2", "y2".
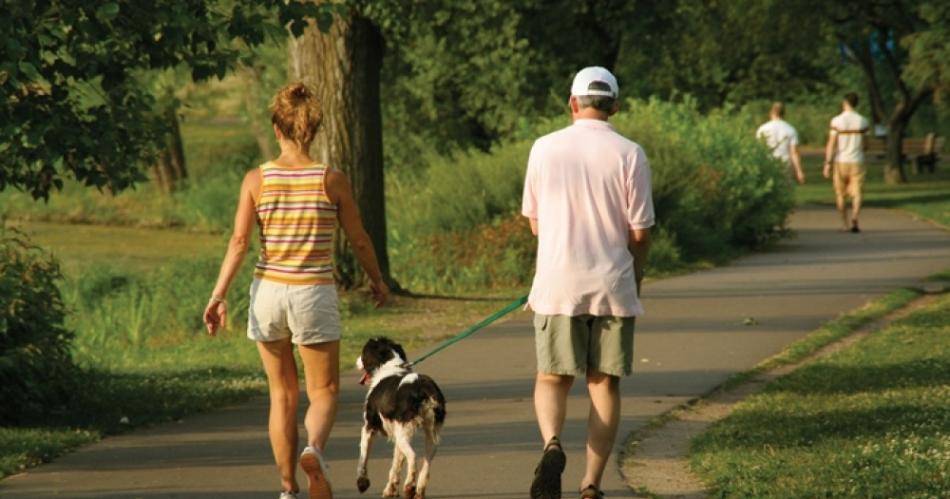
[
  {"x1": 581, "y1": 370, "x2": 620, "y2": 489},
  {"x1": 531, "y1": 314, "x2": 584, "y2": 499},
  {"x1": 832, "y1": 166, "x2": 850, "y2": 230},
  {"x1": 534, "y1": 372, "x2": 575, "y2": 444},
  {"x1": 850, "y1": 164, "x2": 865, "y2": 229}
]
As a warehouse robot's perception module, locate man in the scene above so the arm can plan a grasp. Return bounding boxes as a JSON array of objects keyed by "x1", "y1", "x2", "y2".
[
  {"x1": 823, "y1": 92, "x2": 870, "y2": 232},
  {"x1": 521, "y1": 66, "x2": 654, "y2": 499},
  {"x1": 756, "y1": 101, "x2": 806, "y2": 184}
]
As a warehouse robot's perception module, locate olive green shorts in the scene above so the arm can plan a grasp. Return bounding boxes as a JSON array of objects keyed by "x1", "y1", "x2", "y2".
[{"x1": 534, "y1": 314, "x2": 636, "y2": 377}]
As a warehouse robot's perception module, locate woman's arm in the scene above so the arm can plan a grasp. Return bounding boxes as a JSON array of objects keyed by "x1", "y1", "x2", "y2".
[
  {"x1": 203, "y1": 169, "x2": 260, "y2": 335},
  {"x1": 325, "y1": 168, "x2": 389, "y2": 307}
]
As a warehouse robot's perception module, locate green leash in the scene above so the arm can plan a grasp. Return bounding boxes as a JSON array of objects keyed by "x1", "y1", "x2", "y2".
[{"x1": 407, "y1": 295, "x2": 528, "y2": 367}]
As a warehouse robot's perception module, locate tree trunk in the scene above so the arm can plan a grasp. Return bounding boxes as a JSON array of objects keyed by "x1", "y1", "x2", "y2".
[
  {"x1": 240, "y1": 64, "x2": 276, "y2": 161},
  {"x1": 883, "y1": 88, "x2": 933, "y2": 185},
  {"x1": 288, "y1": 9, "x2": 393, "y2": 290},
  {"x1": 883, "y1": 117, "x2": 906, "y2": 184},
  {"x1": 152, "y1": 103, "x2": 187, "y2": 195}
]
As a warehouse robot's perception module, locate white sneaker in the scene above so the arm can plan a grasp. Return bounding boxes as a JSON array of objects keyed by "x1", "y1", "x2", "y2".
[
  {"x1": 278, "y1": 492, "x2": 298, "y2": 499},
  {"x1": 300, "y1": 446, "x2": 333, "y2": 499}
]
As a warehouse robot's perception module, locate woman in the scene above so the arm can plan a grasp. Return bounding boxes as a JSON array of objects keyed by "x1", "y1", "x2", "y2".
[{"x1": 203, "y1": 82, "x2": 389, "y2": 499}]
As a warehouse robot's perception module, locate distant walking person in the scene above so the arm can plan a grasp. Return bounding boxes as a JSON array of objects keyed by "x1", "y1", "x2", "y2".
[
  {"x1": 823, "y1": 93, "x2": 870, "y2": 232},
  {"x1": 203, "y1": 82, "x2": 389, "y2": 499},
  {"x1": 522, "y1": 67, "x2": 654, "y2": 499},
  {"x1": 756, "y1": 102, "x2": 806, "y2": 184}
]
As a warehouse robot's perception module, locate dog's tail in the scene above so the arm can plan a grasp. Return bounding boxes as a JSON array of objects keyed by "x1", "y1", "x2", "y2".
[{"x1": 421, "y1": 397, "x2": 445, "y2": 445}]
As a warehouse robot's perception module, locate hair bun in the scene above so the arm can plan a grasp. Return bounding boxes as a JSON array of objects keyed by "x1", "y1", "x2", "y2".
[{"x1": 291, "y1": 84, "x2": 309, "y2": 100}]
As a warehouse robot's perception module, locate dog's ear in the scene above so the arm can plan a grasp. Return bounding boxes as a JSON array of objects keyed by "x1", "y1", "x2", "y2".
[
  {"x1": 392, "y1": 342, "x2": 408, "y2": 363},
  {"x1": 360, "y1": 338, "x2": 385, "y2": 371}
]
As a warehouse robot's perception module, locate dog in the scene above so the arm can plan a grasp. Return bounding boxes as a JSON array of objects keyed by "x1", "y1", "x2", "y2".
[{"x1": 355, "y1": 337, "x2": 446, "y2": 499}]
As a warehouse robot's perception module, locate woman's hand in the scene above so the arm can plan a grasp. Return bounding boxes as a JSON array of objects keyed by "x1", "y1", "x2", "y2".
[
  {"x1": 203, "y1": 298, "x2": 228, "y2": 336},
  {"x1": 369, "y1": 279, "x2": 390, "y2": 308}
]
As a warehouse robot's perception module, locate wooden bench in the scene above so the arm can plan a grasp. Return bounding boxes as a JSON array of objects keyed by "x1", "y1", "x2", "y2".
[{"x1": 865, "y1": 133, "x2": 944, "y2": 173}]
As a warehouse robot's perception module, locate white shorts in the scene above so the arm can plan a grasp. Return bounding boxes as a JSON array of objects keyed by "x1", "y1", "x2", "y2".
[{"x1": 247, "y1": 278, "x2": 342, "y2": 344}]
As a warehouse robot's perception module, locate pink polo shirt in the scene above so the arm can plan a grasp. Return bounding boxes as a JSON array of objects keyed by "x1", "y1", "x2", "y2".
[{"x1": 522, "y1": 118, "x2": 654, "y2": 317}]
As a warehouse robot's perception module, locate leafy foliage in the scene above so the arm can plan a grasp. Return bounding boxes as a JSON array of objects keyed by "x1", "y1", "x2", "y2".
[
  {"x1": 0, "y1": 227, "x2": 76, "y2": 425},
  {"x1": 0, "y1": 0, "x2": 325, "y2": 200},
  {"x1": 387, "y1": 99, "x2": 794, "y2": 292}
]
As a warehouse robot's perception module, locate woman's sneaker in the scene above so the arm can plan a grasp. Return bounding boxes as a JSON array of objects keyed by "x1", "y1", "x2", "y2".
[
  {"x1": 530, "y1": 436, "x2": 566, "y2": 499},
  {"x1": 580, "y1": 484, "x2": 605, "y2": 498},
  {"x1": 300, "y1": 446, "x2": 333, "y2": 499},
  {"x1": 278, "y1": 492, "x2": 298, "y2": 499}
]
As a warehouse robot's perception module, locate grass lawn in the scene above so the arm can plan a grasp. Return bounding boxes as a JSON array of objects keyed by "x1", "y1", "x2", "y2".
[
  {"x1": 0, "y1": 220, "x2": 526, "y2": 478},
  {"x1": 690, "y1": 292, "x2": 950, "y2": 498},
  {"x1": 796, "y1": 154, "x2": 950, "y2": 227}
]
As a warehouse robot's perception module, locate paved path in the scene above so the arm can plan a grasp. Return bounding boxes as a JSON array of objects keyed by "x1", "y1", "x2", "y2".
[{"x1": 3, "y1": 206, "x2": 949, "y2": 499}]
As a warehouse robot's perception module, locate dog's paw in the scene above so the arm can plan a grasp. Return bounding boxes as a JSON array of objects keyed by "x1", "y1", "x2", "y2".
[
  {"x1": 356, "y1": 476, "x2": 370, "y2": 493},
  {"x1": 382, "y1": 482, "x2": 399, "y2": 497},
  {"x1": 403, "y1": 484, "x2": 416, "y2": 499}
]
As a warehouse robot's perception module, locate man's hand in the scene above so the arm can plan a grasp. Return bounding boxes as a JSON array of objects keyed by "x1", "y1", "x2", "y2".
[
  {"x1": 796, "y1": 170, "x2": 806, "y2": 185},
  {"x1": 822, "y1": 162, "x2": 832, "y2": 179}
]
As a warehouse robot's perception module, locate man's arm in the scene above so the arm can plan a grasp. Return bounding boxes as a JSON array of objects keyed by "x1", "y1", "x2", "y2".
[
  {"x1": 628, "y1": 228, "x2": 651, "y2": 295},
  {"x1": 790, "y1": 143, "x2": 805, "y2": 184},
  {"x1": 823, "y1": 129, "x2": 837, "y2": 178}
]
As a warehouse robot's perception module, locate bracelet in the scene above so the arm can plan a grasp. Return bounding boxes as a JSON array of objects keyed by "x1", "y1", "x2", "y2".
[{"x1": 209, "y1": 295, "x2": 227, "y2": 305}]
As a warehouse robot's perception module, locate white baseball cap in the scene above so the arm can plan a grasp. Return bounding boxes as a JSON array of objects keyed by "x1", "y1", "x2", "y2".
[{"x1": 570, "y1": 66, "x2": 619, "y2": 98}]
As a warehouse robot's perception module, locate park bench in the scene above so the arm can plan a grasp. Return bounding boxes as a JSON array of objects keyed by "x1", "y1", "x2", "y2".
[{"x1": 865, "y1": 132, "x2": 944, "y2": 173}]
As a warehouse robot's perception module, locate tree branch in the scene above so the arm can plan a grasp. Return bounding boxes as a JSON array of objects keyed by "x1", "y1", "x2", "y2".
[{"x1": 874, "y1": 25, "x2": 911, "y2": 100}]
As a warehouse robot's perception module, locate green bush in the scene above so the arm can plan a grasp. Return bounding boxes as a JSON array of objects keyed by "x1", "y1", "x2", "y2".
[
  {"x1": 387, "y1": 98, "x2": 794, "y2": 292},
  {"x1": 0, "y1": 228, "x2": 77, "y2": 425}
]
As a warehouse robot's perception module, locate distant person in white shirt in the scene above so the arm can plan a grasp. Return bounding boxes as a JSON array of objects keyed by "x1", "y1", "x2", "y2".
[
  {"x1": 823, "y1": 93, "x2": 870, "y2": 233},
  {"x1": 756, "y1": 102, "x2": 805, "y2": 184}
]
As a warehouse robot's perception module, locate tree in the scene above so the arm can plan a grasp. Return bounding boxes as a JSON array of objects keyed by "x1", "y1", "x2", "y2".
[
  {"x1": 610, "y1": 0, "x2": 831, "y2": 108},
  {"x1": 0, "y1": 0, "x2": 323, "y2": 200},
  {"x1": 289, "y1": 6, "x2": 391, "y2": 289},
  {"x1": 829, "y1": 1, "x2": 944, "y2": 183}
]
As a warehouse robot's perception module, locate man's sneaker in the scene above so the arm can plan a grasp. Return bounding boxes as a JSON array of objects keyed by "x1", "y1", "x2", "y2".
[
  {"x1": 530, "y1": 436, "x2": 566, "y2": 499},
  {"x1": 580, "y1": 484, "x2": 605, "y2": 498},
  {"x1": 850, "y1": 219, "x2": 861, "y2": 233},
  {"x1": 300, "y1": 446, "x2": 333, "y2": 499},
  {"x1": 278, "y1": 492, "x2": 298, "y2": 499}
]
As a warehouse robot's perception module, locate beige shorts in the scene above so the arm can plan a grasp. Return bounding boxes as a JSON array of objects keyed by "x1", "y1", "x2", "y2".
[
  {"x1": 833, "y1": 162, "x2": 865, "y2": 198},
  {"x1": 534, "y1": 314, "x2": 636, "y2": 377},
  {"x1": 247, "y1": 278, "x2": 342, "y2": 344}
]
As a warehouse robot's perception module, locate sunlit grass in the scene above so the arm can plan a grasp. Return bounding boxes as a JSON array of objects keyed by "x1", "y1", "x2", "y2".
[
  {"x1": 796, "y1": 155, "x2": 950, "y2": 227},
  {"x1": 691, "y1": 293, "x2": 950, "y2": 498}
]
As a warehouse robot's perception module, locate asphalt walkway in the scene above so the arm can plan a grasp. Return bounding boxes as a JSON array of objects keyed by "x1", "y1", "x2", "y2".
[{"x1": 3, "y1": 206, "x2": 949, "y2": 498}]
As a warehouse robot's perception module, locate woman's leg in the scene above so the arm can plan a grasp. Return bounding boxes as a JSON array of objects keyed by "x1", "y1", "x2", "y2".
[
  {"x1": 257, "y1": 337, "x2": 301, "y2": 493},
  {"x1": 298, "y1": 340, "x2": 340, "y2": 451}
]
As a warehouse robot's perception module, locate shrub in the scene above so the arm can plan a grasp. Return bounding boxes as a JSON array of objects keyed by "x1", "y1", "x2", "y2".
[
  {"x1": 387, "y1": 98, "x2": 794, "y2": 292},
  {"x1": 0, "y1": 228, "x2": 77, "y2": 425}
]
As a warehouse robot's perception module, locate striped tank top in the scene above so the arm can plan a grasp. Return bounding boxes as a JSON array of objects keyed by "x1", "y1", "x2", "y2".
[{"x1": 254, "y1": 162, "x2": 337, "y2": 285}]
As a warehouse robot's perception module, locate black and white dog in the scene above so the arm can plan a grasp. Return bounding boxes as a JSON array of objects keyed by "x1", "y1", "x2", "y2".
[{"x1": 355, "y1": 337, "x2": 446, "y2": 499}]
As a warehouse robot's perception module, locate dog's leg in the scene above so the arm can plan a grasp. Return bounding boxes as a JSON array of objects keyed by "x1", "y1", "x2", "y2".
[
  {"x1": 393, "y1": 424, "x2": 418, "y2": 499},
  {"x1": 382, "y1": 443, "x2": 404, "y2": 497},
  {"x1": 356, "y1": 425, "x2": 375, "y2": 493},
  {"x1": 414, "y1": 424, "x2": 439, "y2": 499}
]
